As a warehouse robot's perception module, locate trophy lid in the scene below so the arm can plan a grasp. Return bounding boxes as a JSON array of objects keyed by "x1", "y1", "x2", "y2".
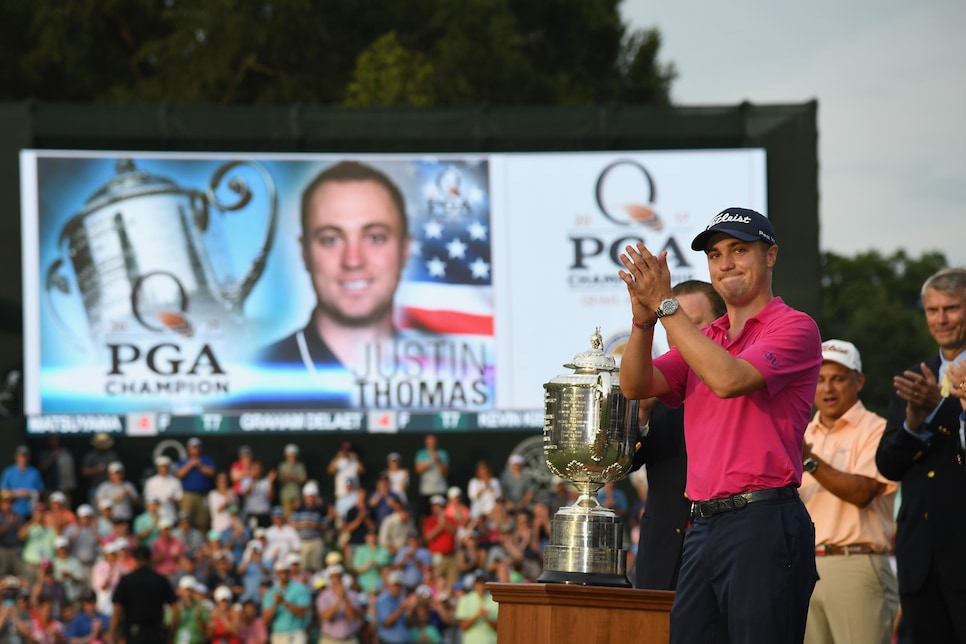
[
  {"x1": 84, "y1": 159, "x2": 183, "y2": 213},
  {"x1": 562, "y1": 327, "x2": 618, "y2": 375}
]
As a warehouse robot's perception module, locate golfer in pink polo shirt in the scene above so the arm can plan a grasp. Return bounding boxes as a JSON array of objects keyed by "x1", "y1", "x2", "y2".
[{"x1": 619, "y1": 207, "x2": 821, "y2": 644}]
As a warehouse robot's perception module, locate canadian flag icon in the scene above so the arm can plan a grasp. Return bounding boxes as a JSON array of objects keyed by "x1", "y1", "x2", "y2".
[
  {"x1": 367, "y1": 411, "x2": 398, "y2": 433},
  {"x1": 126, "y1": 413, "x2": 157, "y2": 436}
]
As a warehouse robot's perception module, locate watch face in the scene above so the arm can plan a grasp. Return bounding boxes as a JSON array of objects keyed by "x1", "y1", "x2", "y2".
[{"x1": 657, "y1": 298, "x2": 679, "y2": 318}]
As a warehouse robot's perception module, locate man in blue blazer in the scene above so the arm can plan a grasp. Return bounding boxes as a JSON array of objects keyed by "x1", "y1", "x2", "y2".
[{"x1": 876, "y1": 267, "x2": 966, "y2": 642}]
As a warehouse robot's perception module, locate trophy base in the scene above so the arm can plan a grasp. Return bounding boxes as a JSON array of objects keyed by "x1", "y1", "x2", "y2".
[
  {"x1": 537, "y1": 500, "x2": 630, "y2": 588},
  {"x1": 536, "y1": 568, "x2": 632, "y2": 588}
]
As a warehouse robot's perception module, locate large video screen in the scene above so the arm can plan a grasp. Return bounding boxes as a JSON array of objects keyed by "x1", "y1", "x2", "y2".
[{"x1": 20, "y1": 149, "x2": 766, "y2": 434}]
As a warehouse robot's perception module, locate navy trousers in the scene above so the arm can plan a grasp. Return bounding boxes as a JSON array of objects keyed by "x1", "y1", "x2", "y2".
[
  {"x1": 670, "y1": 495, "x2": 817, "y2": 644},
  {"x1": 899, "y1": 559, "x2": 966, "y2": 643}
]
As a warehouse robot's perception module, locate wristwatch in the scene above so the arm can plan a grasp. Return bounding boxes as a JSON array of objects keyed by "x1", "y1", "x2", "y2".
[
  {"x1": 655, "y1": 298, "x2": 680, "y2": 318},
  {"x1": 802, "y1": 457, "x2": 818, "y2": 473}
]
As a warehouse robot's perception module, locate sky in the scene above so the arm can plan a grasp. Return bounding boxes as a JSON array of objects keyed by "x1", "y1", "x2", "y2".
[{"x1": 621, "y1": 0, "x2": 966, "y2": 268}]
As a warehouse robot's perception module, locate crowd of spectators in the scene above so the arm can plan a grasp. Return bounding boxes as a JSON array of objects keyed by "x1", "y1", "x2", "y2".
[{"x1": 0, "y1": 432, "x2": 578, "y2": 643}]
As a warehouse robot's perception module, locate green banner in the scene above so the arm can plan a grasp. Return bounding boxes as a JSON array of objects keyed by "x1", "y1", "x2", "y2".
[{"x1": 25, "y1": 409, "x2": 545, "y2": 436}]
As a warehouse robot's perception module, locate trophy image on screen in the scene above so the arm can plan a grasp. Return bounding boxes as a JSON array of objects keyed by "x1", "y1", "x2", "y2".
[
  {"x1": 538, "y1": 327, "x2": 640, "y2": 587},
  {"x1": 44, "y1": 158, "x2": 278, "y2": 349}
]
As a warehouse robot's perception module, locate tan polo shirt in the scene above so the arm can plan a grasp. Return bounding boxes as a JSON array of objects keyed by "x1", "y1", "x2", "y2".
[{"x1": 800, "y1": 400, "x2": 897, "y2": 552}]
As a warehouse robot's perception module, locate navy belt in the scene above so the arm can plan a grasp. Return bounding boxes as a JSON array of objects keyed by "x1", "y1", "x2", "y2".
[{"x1": 691, "y1": 485, "x2": 798, "y2": 519}]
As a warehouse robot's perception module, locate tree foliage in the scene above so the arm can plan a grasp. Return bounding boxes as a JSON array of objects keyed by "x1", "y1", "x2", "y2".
[
  {"x1": 344, "y1": 32, "x2": 435, "y2": 107},
  {"x1": 819, "y1": 249, "x2": 947, "y2": 415},
  {"x1": 0, "y1": 0, "x2": 676, "y2": 106}
]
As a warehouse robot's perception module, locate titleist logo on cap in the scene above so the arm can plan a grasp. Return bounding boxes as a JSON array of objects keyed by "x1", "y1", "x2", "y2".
[{"x1": 705, "y1": 212, "x2": 752, "y2": 229}]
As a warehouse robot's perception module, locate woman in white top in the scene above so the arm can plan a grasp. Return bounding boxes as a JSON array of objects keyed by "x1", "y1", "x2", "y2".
[
  {"x1": 207, "y1": 471, "x2": 238, "y2": 534},
  {"x1": 467, "y1": 460, "x2": 502, "y2": 520},
  {"x1": 91, "y1": 541, "x2": 125, "y2": 616},
  {"x1": 144, "y1": 455, "x2": 183, "y2": 523},
  {"x1": 385, "y1": 452, "x2": 410, "y2": 502},
  {"x1": 242, "y1": 460, "x2": 276, "y2": 529}
]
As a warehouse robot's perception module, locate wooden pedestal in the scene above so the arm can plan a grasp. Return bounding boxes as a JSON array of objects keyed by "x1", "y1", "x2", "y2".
[{"x1": 487, "y1": 582, "x2": 674, "y2": 643}]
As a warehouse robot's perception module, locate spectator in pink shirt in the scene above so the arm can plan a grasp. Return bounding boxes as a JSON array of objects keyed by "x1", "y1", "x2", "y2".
[
  {"x1": 151, "y1": 517, "x2": 185, "y2": 577},
  {"x1": 237, "y1": 599, "x2": 267, "y2": 644}
]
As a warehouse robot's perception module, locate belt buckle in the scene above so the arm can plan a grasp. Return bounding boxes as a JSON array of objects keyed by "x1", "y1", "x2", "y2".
[
  {"x1": 692, "y1": 501, "x2": 713, "y2": 519},
  {"x1": 815, "y1": 545, "x2": 828, "y2": 556}
]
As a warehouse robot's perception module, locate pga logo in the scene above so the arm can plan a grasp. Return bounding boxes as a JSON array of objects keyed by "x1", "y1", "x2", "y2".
[
  {"x1": 107, "y1": 343, "x2": 225, "y2": 376},
  {"x1": 567, "y1": 159, "x2": 692, "y2": 270},
  {"x1": 568, "y1": 235, "x2": 692, "y2": 270}
]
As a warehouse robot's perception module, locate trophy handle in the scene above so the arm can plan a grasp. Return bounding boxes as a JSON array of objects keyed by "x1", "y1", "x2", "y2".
[
  {"x1": 590, "y1": 372, "x2": 612, "y2": 462},
  {"x1": 44, "y1": 258, "x2": 91, "y2": 352},
  {"x1": 204, "y1": 160, "x2": 279, "y2": 314}
]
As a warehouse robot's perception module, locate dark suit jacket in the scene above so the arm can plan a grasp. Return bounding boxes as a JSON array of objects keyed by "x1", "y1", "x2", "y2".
[
  {"x1": 875, "y1": 355, "x2": 966, "y2": 593},
  {"x1": 631, "y1": 402, "x2": 691, "y2": 590}
]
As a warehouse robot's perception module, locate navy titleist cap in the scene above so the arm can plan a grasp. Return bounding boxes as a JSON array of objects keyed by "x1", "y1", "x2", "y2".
[{"x1": 691, "y1": 207, "x2": 777, "y2": 252}]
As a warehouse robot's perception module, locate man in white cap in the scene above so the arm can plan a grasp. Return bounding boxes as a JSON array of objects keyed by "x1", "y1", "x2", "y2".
[
  {"x1": 134, "y1": 495, "x2": 163, "y2": 549},
  {"x1": 151, "y1": 516, "x2": 183, "y2": 577},
  {"x1": 801, "y1": 340, "x2": 898, "y2": 644},
  {"x1": 96, "y1": 499, "x2": 116, "y2": 538},
  {"x1": 328, "y1": 441, "x2": 364, "y2": 504},
  {"x1": 316, "y1": 562, "x2": 363, "y2": 644},
  {"x1": 209, "y1": 584, "x2": 236, "y2": 640},
  {"x1": 291, "y1": 480, "x2": 330, "y2": 573},
  {"x1": 375, "y1": 569, "x2": 413, "y2": 644},
  {"x1": 143, "y1": 454, "x2": 183, "y2": 522},
  {"x1": 262, "y1": 559, "x2": 311, "y2": 643},
  {"x1": 455, "y1": 569, "x2": 498, "y2": 644},
  {"x1": 43, "y1": 490, "x2": 76, "y2": 533},
  {"x1": 168, "y1": 573, "x2": 206, "y2": 644},
  {"x1": 284, "y1": 551, "x2": 310, "y2": 586},
  {"x1": 94, "y1": 461, "x2": 140, "y2": 522},
  {"x1": 92, "y1": 539, "x2": 124, "y2": 617},
  {"x1": 51, "y1": 534, "x2": 84, "y2": 604},
  {"x1": 65, "y1": 503, "x2": 99, "y2": 579},
  {"x1": 423, "y1": 494, "x2": 459, "y2": 585},
  {"x1": 264, "y1": 506, "x2": 302, "y2": 569},
  {"x1": 175, "y1": 437, "x2": 216, "y2": 531},
  {"x1": 277, "y1": 444, "x2": 307, "y2": 517},
  {"x1": 444, "y1": 486, "x2": 471, "y2": 538}
]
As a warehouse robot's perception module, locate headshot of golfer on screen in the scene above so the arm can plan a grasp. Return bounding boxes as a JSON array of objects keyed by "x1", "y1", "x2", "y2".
[{"x1": 258, "y1": 160, "x2": 411, "y2": 408}]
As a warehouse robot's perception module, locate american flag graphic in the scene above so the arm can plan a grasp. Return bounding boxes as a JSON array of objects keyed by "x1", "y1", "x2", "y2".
[{"x1": 395, "y1": 161, "x2": 493, "y2": 337}]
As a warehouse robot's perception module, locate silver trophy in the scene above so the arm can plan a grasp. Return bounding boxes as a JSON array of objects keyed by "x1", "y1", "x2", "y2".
[
  {"x1": 538, "y1": 327, "x2": 640, "y2": 587},
  {"x1": 45, "y1": 158, "x2": 278, "y2": 349}
]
